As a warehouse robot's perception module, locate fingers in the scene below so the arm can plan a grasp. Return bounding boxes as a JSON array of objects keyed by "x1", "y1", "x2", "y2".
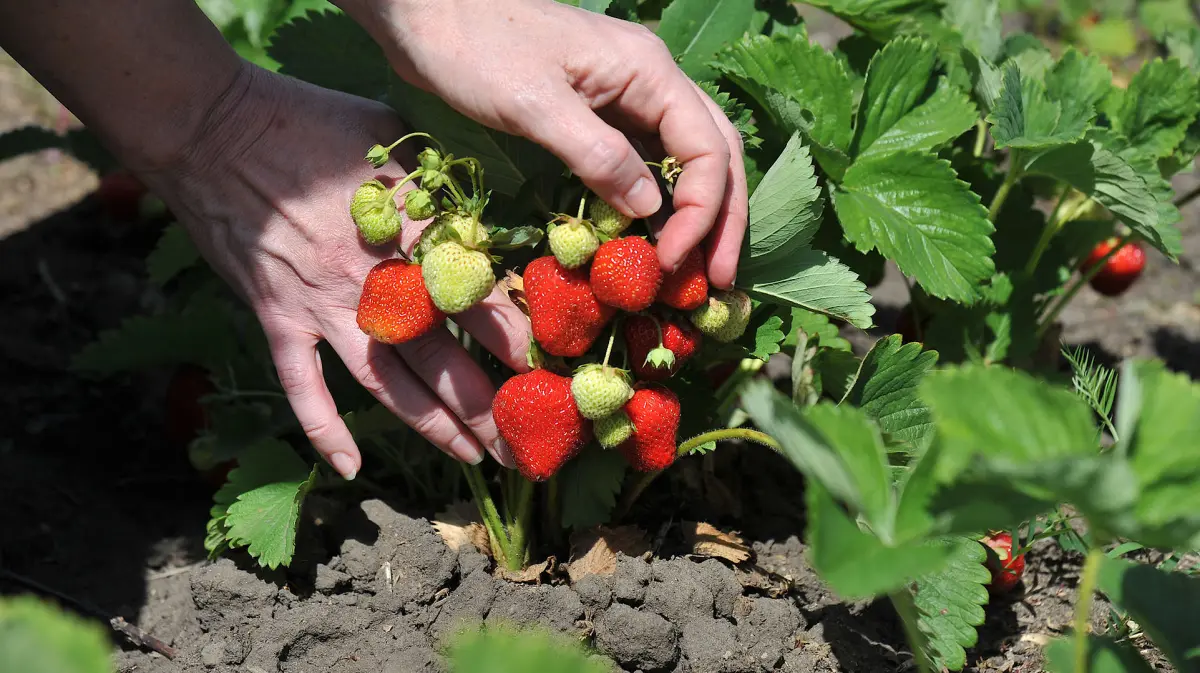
[
  {"x1": 505, "y1": 82, "x2": 662, "y2": 219},
  {"x1": 690, "y1": 81, "x2": 748, "y2": 289},
  {"x1": 271, "y1": 331, "x2": 362, "y2": 480},
  {"x1": 327, "y1": 327, "x2": 493, "y2": 466},
  {"x1": 453, "y1": 285, "x2": 533, "y2": 374},
  {"x1": 394, "y1": 328, "x2": 517, "y2": 469}
]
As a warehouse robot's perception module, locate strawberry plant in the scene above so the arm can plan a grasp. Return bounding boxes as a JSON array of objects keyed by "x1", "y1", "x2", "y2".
[{"x1": 61, "y1": 0, "x2": 1200, "y2": 671}]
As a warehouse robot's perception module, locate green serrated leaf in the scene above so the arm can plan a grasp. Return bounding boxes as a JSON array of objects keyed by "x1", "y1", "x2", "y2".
[
  {"x1": 805, "y1": 403, "x2": 894, "y2": 531},
  {"x1": 942, "y1": 0, "x2": 1002, "y2": 61},
  {"x1": 556, "y1": 447, "x2": 627, "y2": 531},
  {"x1": 146, "y1": 223, "x2": 201, "y2": 286},
  {"x1": 1096, "y1": 556, "x2": 1200, "y2": 672},
  {"x1": 833, "y1": 151, "x2": 995, "y2": 303},
  {"x1": 807, "y1": 482, "x2": 951, "y2": 599},
  {"x1": 488, "y1": 226, "x2": 544, "y2": 250},
  {"x1": 1061, "y1": 345, "x2": 1119, "y2": 429},
  {"x1": 696, "y1": 82, "x2": 762, "y2": 149},
  {"x1": 815, "y1": 349, "x2": 861, "y2": 400},
  {"x1": 0, "y1": 595, "x2": 113, "y2": 673},
  {"x1": 657, "y1": 0, "x2": 756, "y2": 80},
  {"x1": 267, "y1": 9, "x2": 390, "y2": 100},
  {"x1": 1044, "y1": 635, "x2": 1157, "y2": 673},
  {"x1": 912, "y1": 537, "x2": 991, "y2": 671},
  {"x1": 1106, "y1": 58, "x2": 1200, "y2": 160},
  {"x1": 750, "y1": 315, "x2": 786, "y2": 360},
  {"x1": 858, "y1": 77, "x2": 978, "y2": 160},
  {"x1": 737, "y1": 247, "x2": 876, "y2": 329},
  {"x1": 988, "y1": 62, "x2": 1092, "y2": 149},
  {"x1": 225, "y1": 464, "x2": 318, "y2": 569},
  {"x1": 843, "y1": 334, "x2": 938, "y2": 449},
  {"x1": 744, "y1": 132, "x2": 824, "y2": 264},
  {"x1": 713, "y1": 32, "x2": 855, "y2": 156},
  {"x1": 785, "y1": 308, "x2": 853, "y2": 352},
  {"x1": 1043, "y1": 48, "x2": 1113, "y2": 121},
  {"x1": 70, "y1": 296, "x2": 241, "y2": 375},
  {"x1": 447, "y1": 623, "x2": 614, "y2": 673}
]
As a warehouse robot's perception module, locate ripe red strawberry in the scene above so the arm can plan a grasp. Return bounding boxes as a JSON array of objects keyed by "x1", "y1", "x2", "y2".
[
  {"x1": 493, "y1": 369, "x2": 592, "y2": 481},
  {"x1": 624, "y1": 315, "x2": 702, "y2": 381},
  {"x1": 1081, "y1": 238, "x2": 1146, "y2": 297},
  {"x1": 356, "y1": 259, "x2": 445, "y2": 344},
  {"x1": 980, "y1": 531, "x2": 1026, "y2": 595},
  {"x1": 656, "y1": 248, "x2": 708, "y2": 311},
  {"x1": 95, "y1": 170, "x2": 148, "y2": 220},
  {"x1": 525, "y1": 256, "x2": 616, "y2": 357},
  {"x1": 165, "y1": 364, "x2": 215, "y2": 447},
  {"x1": 590, "y1": 237, "x2": 662, "y2": 312},
  {"x1": 617, "y1": 384, "x2": 681, "y2": 472}
]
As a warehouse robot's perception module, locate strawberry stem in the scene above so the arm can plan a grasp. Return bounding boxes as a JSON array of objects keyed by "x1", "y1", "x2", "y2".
[
  {"x1": 385, "y1": 169, "x2": 425, "y2": 201},
  {"x1": 988, "y1": 153, "x2": 1022, "y2": 223},
  {"x1": 1073, "y1": 547, "x2": 1105, "y2": 673},
  {"x1": 384, "y1": 131, "x2": 442, "y2": 154},
  {"x1": 602, "y1": 320, "x2": 619, "y2": 369},
  {"x1": 1036, "y1": 231, "x2": 1138, "y2": 339},
  {"x1": 461, "y1": 463, "x2": 513, "y2": 568},
  {"x1": 1024, "y1": 184, "x2": 1071, "y2": 276},
  {"x1": 972, "y1": 119, "x2": 988, "y2": 158},
  {"x1": 576, "y1": 193, "x2": 587, "y2": 221},
  {"x1": 506, "y1": 478, "x2": 535, "y2": 570},
  {"x1": 889, "y1": 590, "x2": 936, "y2": 673}
]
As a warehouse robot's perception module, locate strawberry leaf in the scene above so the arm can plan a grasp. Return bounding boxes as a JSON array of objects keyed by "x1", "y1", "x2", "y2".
[
  {"x1": 852, "y1": 37, "x2": 977, "y2": 160},
  {"x1": 738, "y1": 248, "x2": 875, "y2": 329},
  {"x1": 556, "y1": 446, "x2": 627, "y2": 531},
  {"x1": 146, "y1": 223, "x2": 201, "y2": 287},
  {"x1": 911, "y1": 537, "x2": 991, "y2": 671},
  {"x1": 842, "y1": 334, "x2": 938, "y2": 450},
  {"x1": 447, "y1": 623, "x2": 612, "y2": 673},
  {"x1": 1105, "y1": 57, "x2": 1200, "y2": 160},
  {"x1": 0, "y1": 596, "x2": 113, "y2": 673},
  {"x1": 1044, "y1": 636, "x2": 1157, "y2": 673},
  {"x1": 657, "y1": 0, "x2": 756, "y2": 81},
  {"x1": 488, "y1": 226, "x2": 545, "y2": 250},
  {"x1": 267, "y1": 9, "x2": 390, "y2": 100},
  {"x1": 696, "y1": 81, "x2": 762, "y2": 149},
  {"x1": 785, "y1": 308, "x2": 853, "y2": 352},
  {"x1": 219, "y1": 439, "x2": 319, "y2": 569},
  {"x1": 743, "y1": 133, "x2": 824, "y2": 263},
  {"x1": 988, "y1": 62, "x2": 1093, "y2": 149},
  {"x1": 832, "y1": 151, "x2": 995, "y2": 304},
  {"x1": 941, "y1": 0, "x2": 1002, "y2": 61},
  {"x1": 749, "y1": 314, "x2": 787, "y2": 361},
  {"x1": 1095, "y1": 556, "x2": 1200, "y2": 672}
]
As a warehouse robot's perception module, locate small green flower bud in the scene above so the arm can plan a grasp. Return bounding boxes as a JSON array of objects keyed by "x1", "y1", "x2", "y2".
[{"x1": 364, "y1": 144, "x2": 390, "y2": 168}]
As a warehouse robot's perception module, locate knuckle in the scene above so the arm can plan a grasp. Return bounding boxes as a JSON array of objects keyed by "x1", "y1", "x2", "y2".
[
  {"x1": 275, "y1": 358, "x2": 315, "y2": 397},
  {"x1": 405, "y1": 331, "x2": 447, "y2": 365},
  {"x1": 352, "y1": 349, "x2": 392, "y2": 399},
  {"x1": 408, "y1": 410, "x2": 445, "y2": 440},
  {"x1": 300, "y1": 417, "x2": 339, "y2": 446},
  {"x1": 579, "y1": 132, "x2": 633, "y2": 181}
]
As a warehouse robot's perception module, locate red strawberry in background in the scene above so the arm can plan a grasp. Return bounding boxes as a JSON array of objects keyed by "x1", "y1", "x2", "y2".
[
  {"x1": 657, "y1": 248, "x2": 708, "y2": 311},
  {"x1": 356, "y1": 259, "x2": 445, "y2": 344},
  {"x1": 1081, "y1": 238, "x2": 1146, "y2": 297},
  {"x1": 590, "y1": 237, "x2": 662, "y2": 312},
  {"x1": 525, "y1": 256, "x2": 616, "y2": 357},
  {"x1": 95, "y1": 169, "x2": 148, "y2": 221},
  {"x1": 981, "y1": 531, "x2": 1026, "y2": 595},
  {"x1": 493, "y1": 369, "x2": 592, "y2": 481},
  {"x1": 624, "y1": 314, "x2": 702, "y2": 381},
  {"x1": 618, "y1": 384, "x2": 681, "y2": 472},
  {"x1": 165, "y1": 364, "x2": 216, "y2": 447}
]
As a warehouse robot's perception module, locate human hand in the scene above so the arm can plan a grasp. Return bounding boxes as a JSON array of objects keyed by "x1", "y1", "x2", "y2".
[
  {"x1": 140, "y1": 65, "x2": 527, "y2": 479},
  {"x1": 335, "y1": 0, "x2": 749, "y2": 288}
]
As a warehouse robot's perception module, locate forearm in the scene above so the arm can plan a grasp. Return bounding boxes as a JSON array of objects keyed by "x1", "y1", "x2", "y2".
[{"x1": 0, "y1": 0, "x2": 246, "y2": 171}]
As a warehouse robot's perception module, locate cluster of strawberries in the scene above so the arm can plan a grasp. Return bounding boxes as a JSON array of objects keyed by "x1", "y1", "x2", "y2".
[{"x1": 350, "y1": 142, "x2": 752, "y2": 483}]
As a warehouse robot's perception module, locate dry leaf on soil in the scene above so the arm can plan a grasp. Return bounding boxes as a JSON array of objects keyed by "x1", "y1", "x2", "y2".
[
  {"x1": 566, "y1": 525, "x2": 651, "y2": 583},
  {"x1": 495, "y1": 557, "x2": 555, "y2": 584},
  {"x1": 431, "y1": 501, "x2": 491, "y2": 556},
  {"x1": 683, "y1": 521, "x2": 752, "y2": 564}
]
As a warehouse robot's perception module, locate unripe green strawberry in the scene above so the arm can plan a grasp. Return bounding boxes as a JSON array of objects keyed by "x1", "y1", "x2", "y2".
[
  {"x1": 595, "y1": 410, "x2": 634, "y2": 449},
  {"x1": 416, "y1": 211, "x2": 482, "y2": 260},
  {"x1": 690, "y1": 289, "x2": 752, "y2": 342},
  {"x1": 422, "y1": 241, "x2": 496, "y2": 314},
  {"x1": 405, "y1": 188, "x2": 437, "y2": 221},
  {"x1": 571, "y1": 364, "x2": 633, "y2": 420},
  {"x1": 548, "y1": 219, "x2": 600, "y2": 269},
  {"x1": 350, "y1": 180, "x2": 402, "y2": 245},
  {"x1": 589, "y1": 198, "x2": 632, "y2": 237}
]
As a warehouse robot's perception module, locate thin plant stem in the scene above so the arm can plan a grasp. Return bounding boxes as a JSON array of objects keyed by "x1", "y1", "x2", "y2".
[
  {"x1": 973, "y1": 119, "x2": 988, "y2": 158},
  {"x1": 1173, "y1": 181, "x2": 1200, "y2": 208},
  {"x1": 384, "y1": 168, "x2": 424, "y2": 200},
  {"x1": 1073, "y1": 547, "x2": 1105, "y2": 673},
  {"x1": 614, "y1": 428, "x2": 779, "y2": 519},
  {"x1": 577, "y1": 193, "x2": 587, "y2": 220},
  {"x1": 461, "y1": 464, "x2": 511, "y2": 566},
  {"x1": 602, "y1": 320, "x2": 619, "y2": 368},
  {"x1": 1036, "y1": 231, "x2": 1138, "y2": 339},
  {"x1": 1024, "y1": 184, "x2": 1072, "y2": 276},
  {"x1": 506, "y1": 478, "x2": 536, "y2": 570},
  {"x1": 989, "y1": 153, "x2": 1023, "y2": 222},
  {"x1": 890, "y1": 590, "x2": 936, "y2": 673}
]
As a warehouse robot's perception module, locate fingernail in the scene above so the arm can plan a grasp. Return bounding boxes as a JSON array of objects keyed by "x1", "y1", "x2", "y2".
[
  {"x1": 330, "y1": 452, "x2": 357, "y2": 481},
  {"x1": 450, "y1": 435, "x2": 485, "y2": 465},
  {"x1": 488, "y1": 438, "x2": 516, "y2": 469},
  {"x1": 625, "y1": 177, "x2": 662, "y2": 217}
]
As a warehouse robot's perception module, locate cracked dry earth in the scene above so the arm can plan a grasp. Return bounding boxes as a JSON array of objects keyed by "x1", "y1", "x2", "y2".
[{"x1": 109, "y1": 498, "x2": 1085, "y2": 673}]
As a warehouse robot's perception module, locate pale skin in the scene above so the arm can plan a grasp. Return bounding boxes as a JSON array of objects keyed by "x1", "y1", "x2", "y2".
[{"x1": 0, "y1": 0, "x2": 748, "y2": 479}]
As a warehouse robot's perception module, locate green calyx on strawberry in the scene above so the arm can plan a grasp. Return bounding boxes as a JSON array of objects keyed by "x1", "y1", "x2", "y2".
[
  {"x1": 595, "y1": 410, "x2": 633, "y2": 449},
  {"x1": 547, "y1": 215, "x2": 600, "y2": 269},
  {"x1": 350, "y1": 179, "x2": 403, "y2": 245},
  {"x1": 1081, "y1": 237, "x2": 1146, "y2": 297},
  {"x1": 421, "y1": 239, "x2": 496, "y2": 314},
  {"x1": 624, "y1": 314, "x2": 702, "y2": 381},
  {"x1": 588, "y1": 197, "x2": 633, "y2": 238},
  {"x1": 405, "y1": 188, "x2": 437, "y2": 221},
  {"x1": 690, "y1": 289, "x2": 752, "y2": 343},
  {"x1": 980, "y1": 531, "x2": 1025, "y2": 595},
  {"x1": 570, "y1": 364, "x2": 633, "y2": 420},
  {"x1": 493, "y1": 369, "x2": 592, "y2": 481},
  {"x1": 416, "y1": 210, "x2": 484, "y2": 260}
]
